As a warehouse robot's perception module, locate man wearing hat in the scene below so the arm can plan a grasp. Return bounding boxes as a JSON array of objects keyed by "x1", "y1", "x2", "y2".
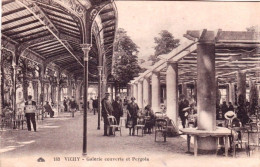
[
  {"x1": 101, "y1": 92, "x2": 114, "y2": 136},
  {"x1": 24, "y1": 95, "x2": 37, "y2": 132}
]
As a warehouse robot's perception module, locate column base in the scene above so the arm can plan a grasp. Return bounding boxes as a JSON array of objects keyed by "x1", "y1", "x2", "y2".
[{"x1": 197, "y1": 136, "x2": 217, "y2": 153}]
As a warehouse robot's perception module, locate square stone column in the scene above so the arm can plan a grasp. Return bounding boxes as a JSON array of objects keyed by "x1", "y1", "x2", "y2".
[
  {"x1": 228, "y1": 82, "x2": 235, "y2": 105},
  {"x1": 197, "y1": 42, "x2": 217, "y2": 152},
  {"x1": 137, "y1": 80, "x2": 143, "y2": 109},
  {"x1": 143, "y1": 77, "x2": 150, "y2": 108},
  {"x1": 166, "y1": 61, "x2": 178, "y2": 127},
  {"x1": 133, "y1": 83, "x2": 138, "y2": 101},
  {"x1": 151, "y1": 71, "x2": 161, "y2": 113},
  {"x1": 237, "y1": 71, "x2": 247, "y2": 104}
]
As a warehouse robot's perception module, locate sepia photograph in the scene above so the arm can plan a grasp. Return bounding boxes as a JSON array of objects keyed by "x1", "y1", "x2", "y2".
[{"x1": 0, "y1": 0, "x2": 260, "y2": 167}]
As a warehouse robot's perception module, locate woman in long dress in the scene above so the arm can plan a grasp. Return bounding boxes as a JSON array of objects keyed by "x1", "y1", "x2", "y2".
[
  {"x1": 89, "y1": 98, "x2": 93, "y2": 113},
  {"x1": 127, "y1": 97, "x2": 139, "y2": 136}
]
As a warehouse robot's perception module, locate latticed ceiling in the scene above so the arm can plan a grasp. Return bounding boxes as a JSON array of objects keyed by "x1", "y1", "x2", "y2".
[{"x1": 1, "y1": 0, "x2": 117, "y2": 81}]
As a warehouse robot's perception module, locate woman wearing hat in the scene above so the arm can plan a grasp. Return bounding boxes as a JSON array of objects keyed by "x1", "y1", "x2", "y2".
[{"x1": 126, "y1": 97, "x2": 139, "y2": 136}]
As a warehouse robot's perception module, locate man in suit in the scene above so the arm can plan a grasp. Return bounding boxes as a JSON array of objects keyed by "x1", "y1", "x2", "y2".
[
  {"x1": 24, "y1": 95, "x2": 37, "y2": 132},
  {"x1": 101, "y1": 93, "x2": 114, "y2": 136},
  {"x1": 112, "y1": 96, "x2": 124, "y2": 127}
]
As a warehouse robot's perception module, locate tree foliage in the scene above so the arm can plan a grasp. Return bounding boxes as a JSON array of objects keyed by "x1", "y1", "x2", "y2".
[
  {"x1": 113, "y1": 28, "x2": 142, "y2": 88},
  {"x1": 154, "y1": 30, "x2": 180, "y2": 56},
  {"x1": 149, "y1": 30, "x2": 180, "y2": 64}
]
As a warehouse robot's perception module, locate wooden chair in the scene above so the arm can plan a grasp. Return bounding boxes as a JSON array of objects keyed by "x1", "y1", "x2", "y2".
[
  {"x1": 231, "y1": 127, "x2": 250, "y2": 157},
  {"x1": 108, "y1": 116, "x2": 121, "y2": 136},
  {"x1": 155, "y1": 118, "x2": 168, "y2": 142},
  {"x1": 135, "y1": 118, "x2": 145, "y2": 137}
]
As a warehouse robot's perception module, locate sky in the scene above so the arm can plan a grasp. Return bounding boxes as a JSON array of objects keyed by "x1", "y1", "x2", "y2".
[{"x1": 115, "y1": 1, "x2": 260, "y2": 60}]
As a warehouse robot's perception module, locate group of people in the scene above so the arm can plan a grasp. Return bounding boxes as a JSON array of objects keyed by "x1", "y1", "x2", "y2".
[
  {"x1": 178, "y1": 93, "x2": 254, "y2": 129},
  {"x1": 178, "y1": 94, "x2": 198, "y2": 128},
  {"x1": 101, "y1": 93, "x2": 156, "y2": 136},
  {"x1": 88, "y1": 97, "x2": 98, "y2": 115},
  {"x1": 63, "y1": 97, "x2": 78, "y2": 117},
  {"x1": 101, "y1": 93, "x2": 124, "y2": 136}
]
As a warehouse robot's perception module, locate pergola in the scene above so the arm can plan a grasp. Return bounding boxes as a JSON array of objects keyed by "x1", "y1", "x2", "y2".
[
  {"x1": 1, "y1": 0, "x2": 118, "y2": 154},
  {"x1": 129, "y1": 29, "x2": 260, "y2": 152}
]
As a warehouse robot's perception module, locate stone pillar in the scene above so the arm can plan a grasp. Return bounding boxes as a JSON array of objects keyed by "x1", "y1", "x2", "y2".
[
  {"x1": 143, "y1": 77, "x2": 150, "y2": 107},
  {"x1": 137, "y1": 80, "x2": 143, "y2": 109},
  {"x1": 197, "y1": 42, "x2": 217, "y2": 152},
  {"x1": 166, "y1": 61, "x2": 178, "y2": 127},
  {"x1": 130, "y1": 84, "x2": 134, "y2": 98},
  {"x1": 237, "y1": 71, "x2": 247, "y2": 103},
  {"x1": 133, "y1": 83, "x2": 138, "y2": 100},
  {"x1": 151, "y1": 71, "x2": 161, "y2": 113},
  {"x1": 228, "y1": 83, "x2": 235, "y2": 104},
  {"x1": 182, "y1": 82, "x2": 188, "y2": 98}
]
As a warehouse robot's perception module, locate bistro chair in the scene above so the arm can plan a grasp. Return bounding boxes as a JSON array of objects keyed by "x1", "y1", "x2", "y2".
[
  {"x1": 154, "y1": 112, "x2": 164, "y2": 119},
  {"x1": 108, "y1": 116, "x2": 121, "y2": 136},
  {"x1": 155, "y1": 118, "x2": 168, "y2": 142},
  {"x1": 135, "y1": 117, "x2": 145, "y2": 137},
  {"x1": 231, "y1": 127, "x2": 250, "y2": 157}
]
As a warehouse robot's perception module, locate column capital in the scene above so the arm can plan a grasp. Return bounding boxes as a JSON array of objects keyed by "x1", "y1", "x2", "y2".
[
  {"x1": 97, "y1": 66, "x2": 103, "y2": 72},
  {"x1": 143, "y1": 75, "x2": 150, "y2": 80},
  {"x1": 138, "y1": 78, "x2": 144, "y2": 82},
  {"x1": 152, "y1": 70, "x2": 160, "y2": 75},
  {"x1": 80, "y1": 43, "x2": 92, "y2": 61},
  {"x1": 80, "y1": 43, "x2": 92, "y2": 51}
]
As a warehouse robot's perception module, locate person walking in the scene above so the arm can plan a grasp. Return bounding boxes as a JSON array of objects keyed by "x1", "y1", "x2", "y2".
[
  {"x1": 89, "y1": 98, "x2": 94, "y2": 113},
  {"x1": 24, "y1": 95, "x2": 37, "y2": 132},
  {"x1": 63, "y1": 97, "x2": 67, "y2": 112},
  {"x1": 69, "y1": 96, "x2": 77, "y2": 117},
  {"x1": 112, "y1": 96, "x2": 124, "y2": 128},
  {"x1": 127, "y1": 97, "x2": 139, "y2": 136},
  {"x1": 101, "y1": 93, "x2": 114, "y2": 136},
  {"x1": 93, "y1": 96, "x2": 98, "y2": 115},
  {"x1": 179, "y1": 94, "x2": 189, "y2": 128},
  {"x1": 43, "y1": 101, "x2": 54, "y2": 118}
]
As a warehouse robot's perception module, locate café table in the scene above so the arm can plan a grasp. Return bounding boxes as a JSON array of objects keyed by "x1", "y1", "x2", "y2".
[{"x1": 180, "y1": 127, "x2": 231, "y2": 157}]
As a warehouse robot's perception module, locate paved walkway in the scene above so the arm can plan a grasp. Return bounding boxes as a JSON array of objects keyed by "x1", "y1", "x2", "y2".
[{"x1": 0, "y1": 111, "x2": 259, "y2": 167}]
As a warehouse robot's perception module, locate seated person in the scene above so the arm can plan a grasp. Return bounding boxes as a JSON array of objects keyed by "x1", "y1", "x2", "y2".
[
  {"x1": 143, "y1": 105, "x2": 155, "y2": 134},
  {"x1": 224, "y1": 111, "x2": 242, "y2": 150},
  {"x1": 43, "y1": 101, "x2": 54, "y2": 118},
  {"x1": 187, "y1": 103, "x2": 197, "y2": 127}
]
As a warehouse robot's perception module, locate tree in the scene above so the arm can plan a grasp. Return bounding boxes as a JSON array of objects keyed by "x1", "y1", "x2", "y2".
[
  {"x1": 154, "y1": 30, "x2": 180, "y2": 55},
  {"x1": 149, "y1": 30, "x2": 180, "y2": 64},
  {"x1": 246, "y1": 26, "x2": 258, "y2": 32},
  {"x1": 113, "y1": 28, "x2": 142, "y2": 90}
]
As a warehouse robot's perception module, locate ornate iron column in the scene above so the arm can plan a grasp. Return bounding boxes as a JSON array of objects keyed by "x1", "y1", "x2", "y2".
[
  {"x1": 12, "y1": 61, "x2": 17, "y2": 129},
  {"x1": 81, "y1": 43, "x2": 92, "y2": 155},
  {"x1": 97, "y1": 66, "x2": 102, "y2": 130}
]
